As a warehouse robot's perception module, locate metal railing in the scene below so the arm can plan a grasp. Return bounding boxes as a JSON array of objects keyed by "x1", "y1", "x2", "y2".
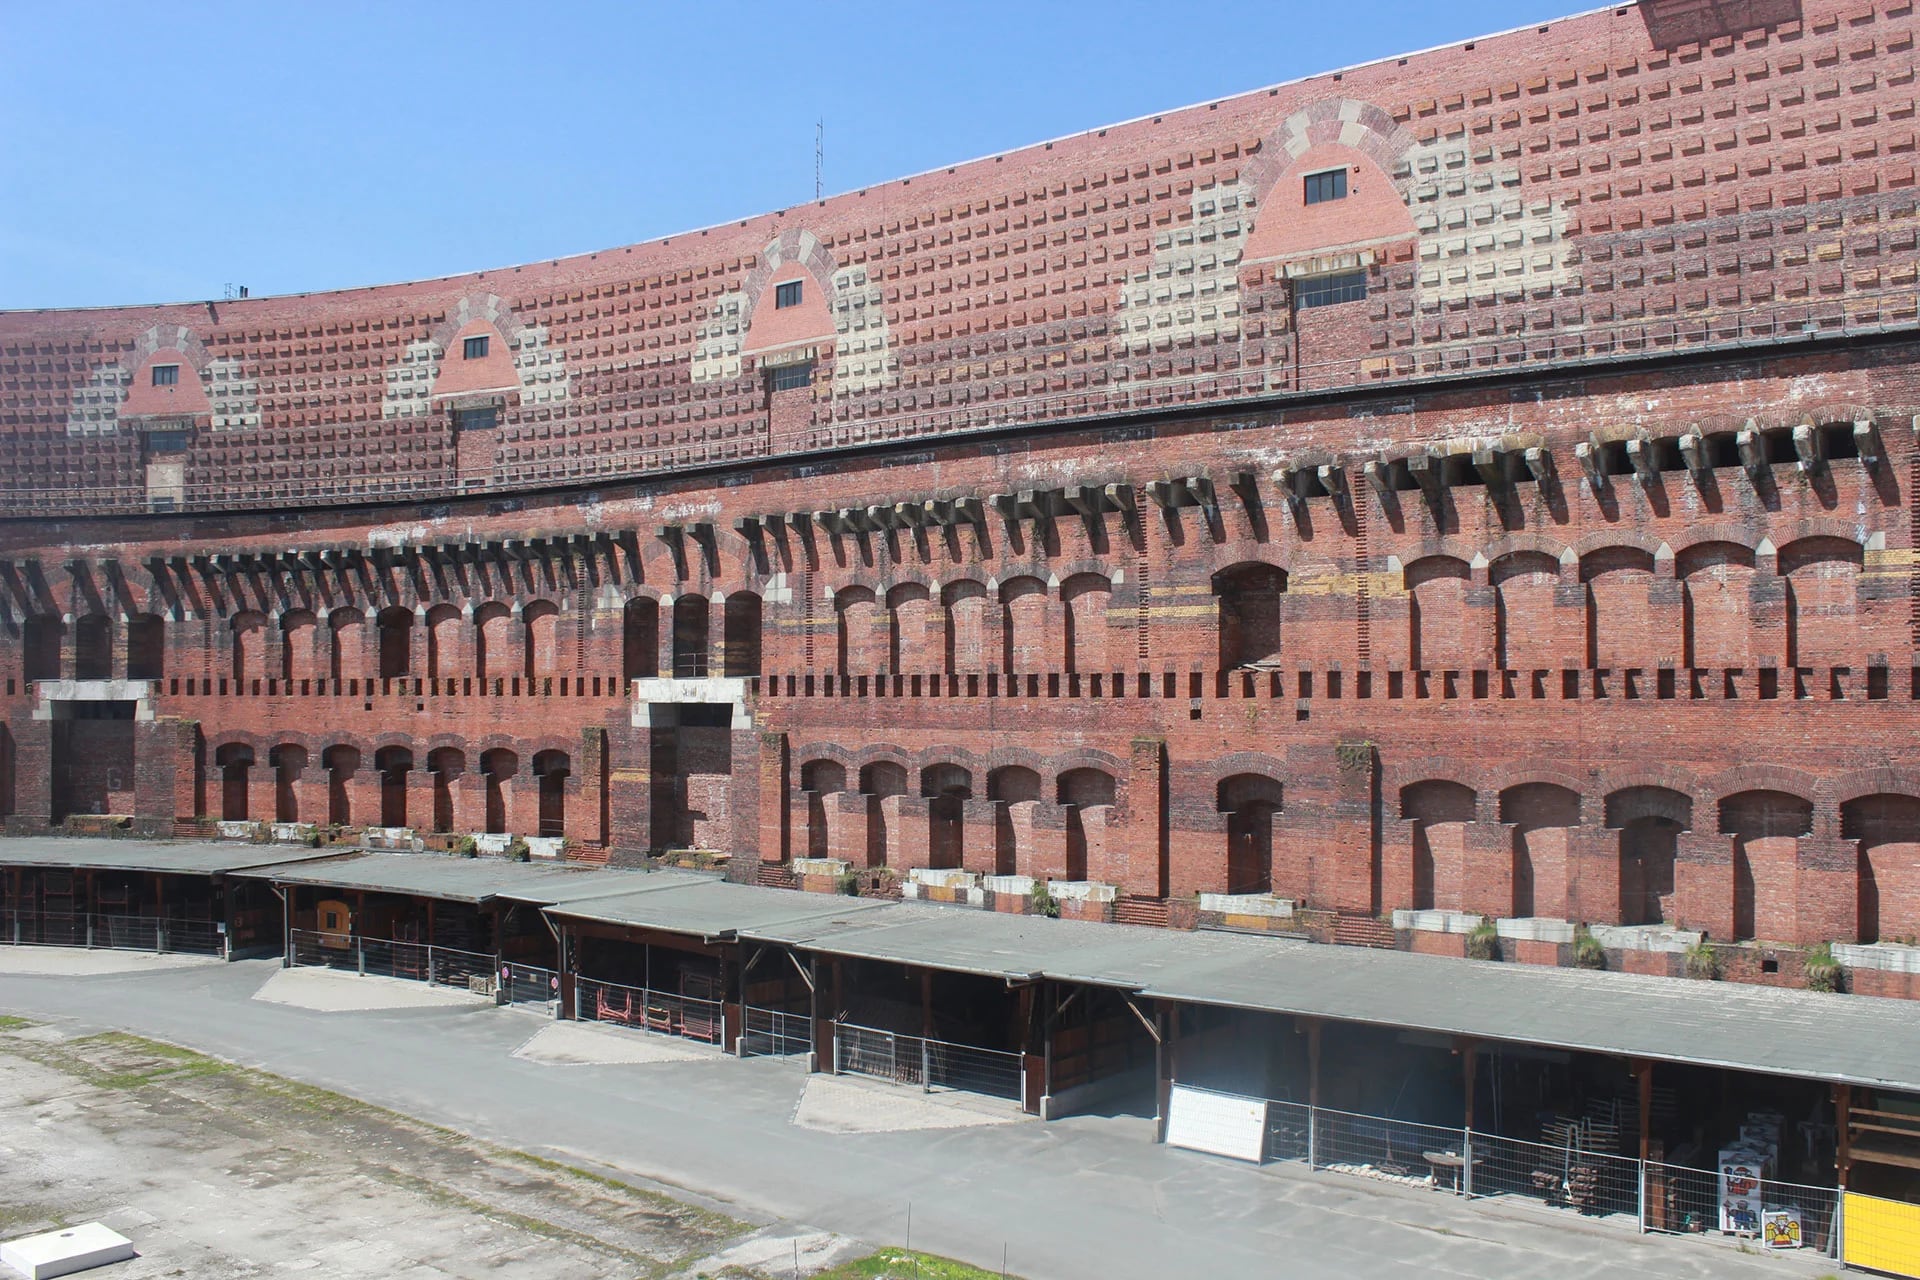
[
  {"x1": 574, "y1": 976, "x2": 723, "y2": 1046},
  {"x1": 500, "y1": 962, "x2": 559, "y2": 1010},
  {"x1": 834, "y1": 1021, "x2": 1024, "y2": 1102},
  {"x1": 740, "y1": 1005, "x2": 812, "y2": 1058},
  {"x1": 2, "y1": 909, "x2": 223, "y2": 956},
  {"x1": 1225, "y1": 1084, "x2": 1847, "y2": 1258},
  {"x1": 287, "y1": 929, "x2": 494, "y2": 992}
]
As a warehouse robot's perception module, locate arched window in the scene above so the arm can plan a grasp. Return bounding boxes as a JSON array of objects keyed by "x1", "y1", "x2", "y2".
[
  {"x1": 1580, "y1": 547, "x2": 1660, "y2": 671},
  {"x1": 836, "y1": 587, "x2": 880, "y2": 676},
  {"x1": 126, "y1": 614, "x2": 165, "y2": 681},
  {"x1": 1678, "y1": 542, "x2": 1757, "y2": 669},
  {"x1": 799, "y1": 759, "x2": 847, "y2": 859},
  {"x1": 988, "y1": 766, "x2": 1042, "y2": 877},
  {"x1": 425, "y1": 604, "x2": 461, "y2": 679},
  {"x1": 1000, "y1": 577, "x2": 1048, "y2": 673},
  {"x1": 1057, "y1": 768, "x2": 1117, "y2": 882},
  {"x1": 623, "y1": 598, "x2": 660, "y2": 681},
  {"x1": 23, "y1": 615, "x2": 63, "y2": 682},
  {"x1": 887, "y1": 584, "x2": 931, "y2": 674},
  {"x1": 1491, "y1": 552, "x2": 1562, "y2": 673},
  {"x1": 533, "y1": 749, "x2": 570, "y2": 838},
  {"x1": 214, "y1": 743, "x2": 254, "y2": 822},
  {"x1": 1401, "y1": 780, "x2": 1477, "y2": 911},
  {"x1": 1779, "y1": 537, "x2": 1864, "y2": 669},
  {"x1": 523, "y1": 600, "x2": 561, "y2": 678},
  {"x1": 269, "y1": 744, "x2": 307, "y2": 823},
  {"x1": 231, "y1": 612, "x2": 267, "y2": 685},
  {"x1": 374, "y1": 746, "x2": 413, "y2": 827},
  {"x1": 1405, "y1": 557, "x2": 1475, "y2": 670},
  {"x1": 1498, "y1": 782, "x2": 1580, "y2": 919},
  {"x1": 1720, "y1": 789, "x2": 1814, "y2": 941},
  {"x1": 860, "y1": 761, "x2": 908, "y2": 868},
  {"x1": 377, "y1": 608, "x2": 414, "y2": 679},
  {"x1": 942, "y1": 581, "x2": 987, "y2": 673},
  {"x1": 1842, "y1": 794, "x2": 1920, "y2": 945},
  {"x1": 672, "y1": 596, "x2": 709, "y2": 678},
  {"x1": 1606, "y1": 786, "x2": 1690, "y2": 926},
  {"x1": 1213, "y1": 564, "x2": 1287, "y2": 669},
  {"x1": 922, "y1": 764, "x2": 972, "y2": 871},
  {"x1": 1218, "y1": 774, "x2": 1283, "y2": 895},
  {"x1": 427, "y1": 748, "x2": 466, "y2": 834},
  {"x1": 74, "y1": 614, "x2": 112, "y2": 680},
  {"x1": 473, "y1": 603, "x2": 512, "y2": 680},
  {"x1": 723, "y1": 593, "x2": 762, "y2": 677},
  {"x1": 328, "y1": 608, "x2": 366, "y2": 682},
  {"x1": 480, "y1": 749, "x2": 519, "y2": 834},
  {"x1": 280, "y1": 610, "x2": 317, "y2": 682},
  {"x1": 321, "y1": 745, "x2": 360, "y2": 826},
  {"x1": 1061, "y1": 574, "x2": 1111, "y2": 675}
]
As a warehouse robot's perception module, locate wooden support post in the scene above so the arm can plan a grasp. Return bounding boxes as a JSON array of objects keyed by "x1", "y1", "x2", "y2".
[
  {"x1": 1835, "y1": 1083, "x2": 1853, "y2": 1188},
  {"x1": 1306, "y1": 1018, "x2": 1323, "y2": 1108},
  {"x1": 1462, "y1": 1040, "x2": 1478, "y2": 1132},
  {"x1": 920, "y1": 968, "x2": 933, "y2": 1038},
  {"x1": 1154, "y1": 1004, "x2": 1173, "y2": 1143},
  {"x1": 1635, "y1": 1059, "x2": 1653, "y2": 1162}
]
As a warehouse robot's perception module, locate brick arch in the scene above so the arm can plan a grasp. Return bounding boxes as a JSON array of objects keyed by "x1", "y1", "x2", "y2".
[
  {"x1": 911, "y1": 744, "x2": 987, "y2": 775},
  {"x1": 470, "y1": 732, "x2": 530, "y2": 761},
  {"x1": 1205, "y1": 538, "x2": 1314, "y2": 578},
  {"x1": 1487, "y1": 548, "x2": 1564, "y2": 586},
  {"x1": 1047, "y1": 747, "x2": 1129, "y2": 777},
  {"x1": 853, "y1": 742, "x2": 915, "y2": 773},
  {"x1": 1484, "y1": 532, "x2": 1572, "y2": 565},
  {"x1": 368, "y1": 730, "x2": 419, "y2": 755},
  {"x1": 421, "y1": 732, "x2": 471, "y2": 756},
  {"x1": 1775, "y1": 520, "x2": 1868, "y2": 552},
  {"x1": 1671, "y1": 524, "x2": 1762, "y2": 558},
  {"x1": 936, "y1": 572, "x2": 991, "y2": 598},
  {"x1": 1705, "y1": 764, "x2": 1822, "y2": 808},
  {"x1": 995, "y1": 574, "x2": 1048, "y2": 602},
  {"x1": 1241, "y1": 96, "x2": 1414, "y2": 200},
  {"x1": 1828, "y1": 767, "x2": 1920, "y2": 807},
  {"x1": 983, "y1": 744, "x2": 1050, "y2": 777},
  {"x1": 880, "y1": 567, "x2": 937, "y2": 593},
  {"x1": 315, "y1": 732, "x2": 376, "y2": 760},
  {"x1": 1573, "y1": 527, "x2": 1666, "y2": 559},
  {"x1": 792, "y1": 742, "x2": 857, "y2": 770},
  {"x1": 1051, "y1": 556, "x2": 1118, "y2": 585},
  {"x1": 421, "y1": 294, "x2": 542, "y2": 359},
  {"x1": 1483, "y1": 762, "x2": 1593, "y2": 801},
  {"x1": 207, "y1": 729, "x2": 272, "y2": 758},
  {"x1": 1206, "y1": 751, "x2": 1290, "y2": 788},
  {"x1": 1379, "y1": 755, "x2": 1486, "y2": 802},
  {"x1": 1599, "y1": 763, "x2": 1708, "y2": 812}
]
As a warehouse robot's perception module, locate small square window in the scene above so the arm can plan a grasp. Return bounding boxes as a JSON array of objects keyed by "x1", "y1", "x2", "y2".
[
  {"x1": 463, "y1": 335, "x2": 489, "y2": 360},
  {"x1": 1303, "y1": 169, "x2": 1348, "y2": 205},
  {"x1": 151, "y1": 364, "x2": 179, "y2": 387},
  {"x1": 774, "y1": 280, "x2": 803, "y2": 309},
  {"x1": 767, "y1": 361, "x2": 813, "y2": 392}
]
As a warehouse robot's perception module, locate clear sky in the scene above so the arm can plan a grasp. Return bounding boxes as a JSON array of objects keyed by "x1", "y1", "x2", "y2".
[{"x1": 1, "y1": 0, "x2": 1577, "y2": 311}]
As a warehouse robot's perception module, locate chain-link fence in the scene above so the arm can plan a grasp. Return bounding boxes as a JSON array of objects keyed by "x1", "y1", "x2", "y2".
[
  {"x1": 740, "y1": 1006, "x2": 812, "y2": 1058},
  {"x1": 575, "y1": 976, "x2": 724, "y2": 1046},
  {"x1": 834, "y1": 1022, "x2": 1024, "y2": 1102}
]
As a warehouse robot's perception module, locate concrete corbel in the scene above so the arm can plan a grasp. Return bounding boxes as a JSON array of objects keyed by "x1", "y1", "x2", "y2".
[
  {"x1": 1572, "y1": 441, "x2": 1602, "y2": 491},
  {"x1": 1523, "y1": 446, "x2": 1555, "y2": 486},
  {"x1": 1853, "y1": 419, "x2": 1880, "y2": 468},
  {"x1": 1625, "y1": 436, "x2": 1657, "y2": 486},
  {"x1": 1736, "y1": 425, "x2": 1766, "y2": 479},
  {"x1": 1677, "y1": 432, "x2": 1708, "y2": 480},
  {"x1": 1791, "y1": 422, "x2": 1822, "y2": 474}
]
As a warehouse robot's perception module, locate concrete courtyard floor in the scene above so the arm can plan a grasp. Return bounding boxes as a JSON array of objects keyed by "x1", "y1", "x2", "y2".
[{"x1": 0, "y1": 951, "x2": 1840, "y2": 1280}]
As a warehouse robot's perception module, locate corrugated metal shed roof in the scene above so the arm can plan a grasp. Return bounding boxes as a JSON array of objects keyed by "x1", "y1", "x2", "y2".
[
  {"x1": 0, "y1": 836, "x2": 345, "y2": 877},
  {"x1": 232, "y1": 852, "x2": 707, "y2": 905}
]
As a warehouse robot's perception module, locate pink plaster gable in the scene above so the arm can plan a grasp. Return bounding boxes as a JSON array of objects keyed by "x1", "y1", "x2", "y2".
[{"x1": 433, "y1": 319, "x2": 520, "y2": 399}]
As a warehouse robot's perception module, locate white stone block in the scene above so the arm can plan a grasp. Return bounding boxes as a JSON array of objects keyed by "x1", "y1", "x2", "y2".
[
  {"x1": 1045, "y1": 881, "x2": 1116, "y2": 903},
  {"x1": 525, "y1": 836, "x2": 564, "y2": 861},
  {"x1": 2, "y1": 1222, "x2": 137, "y2": 1279},
  {"x1": 1495, "y1": 917, "x2": 1575, "y2": 944},
  {"x1": 1199, "y1": 893, "x2": 1295, "y2": 918},
  {"x1": 791, "y1": 858, "x2": 849, "y2": 878},
  {"x1": 982, "y1": 875, "x2": 1036, "y2": 896}
]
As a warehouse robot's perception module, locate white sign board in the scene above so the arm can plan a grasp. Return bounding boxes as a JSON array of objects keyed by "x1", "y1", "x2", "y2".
[{"x1": 1165, "y1": 1085, "x2": 1268, "y2": 1163}]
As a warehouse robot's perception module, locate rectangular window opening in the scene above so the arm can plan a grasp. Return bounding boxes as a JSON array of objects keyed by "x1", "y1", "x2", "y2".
[
  {"x1": 463, "y1": 335, "x2": 490, "y2": 360},
  {"x1": 768, "y1": 361, "x2": 813, "y2": 393},
  {"x1": 1303, "y1": 168, "x2": 1348, "y2": 205},
  {"x1": 1296, "y1": 269, "x2": 1368, "y2": 309},
  {"x1": 774, "y1": 280, "x2": 803, "y2": 309},
  {"x1": 151, "y1": 364, "x2": 179, "y2": 387},
  {"x1": 452, "y1": 406, "x2": 499, "y2": 432}
]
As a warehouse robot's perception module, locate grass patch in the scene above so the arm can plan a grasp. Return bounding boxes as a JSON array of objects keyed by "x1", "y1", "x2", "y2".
[
  {"x1": 502, "y1": 1149, "x2": 745, "y2": 1239},
  {"x1": 809, "y1": 1249, "x2": 1024, "y2": 1280},
  {"x1": 0, "y1": 1015, "x2": 33, "y2": 1031},
  {"x1": 0, "y1": 1030, "x2": 232, "y2": 1091}
]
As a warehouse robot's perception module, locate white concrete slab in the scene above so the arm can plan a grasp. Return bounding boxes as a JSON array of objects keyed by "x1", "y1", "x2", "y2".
[
  {"x1": 790, "y1": 1074, "x2": 1029, "y2": 1134},
  {"x1": 510, "y1": 1021, "x2": 718, "y2": 1066},
  {"x1": 0, "y1": 949, "x2": 218, "y2": 978},
  {"x1": 1, "y1": 1222, "x2": 136, "y2": 1279},
  {"x1": 251, "y1": 967, "x2": 492, "y2": 1013}
]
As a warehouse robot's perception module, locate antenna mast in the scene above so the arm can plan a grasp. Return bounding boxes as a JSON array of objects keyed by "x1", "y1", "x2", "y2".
[{"x1": 815, "y1": 119, "x2": 824, "y2": 199}]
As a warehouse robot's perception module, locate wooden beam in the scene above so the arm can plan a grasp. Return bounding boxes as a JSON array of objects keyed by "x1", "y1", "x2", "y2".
[
  {"x1": 1635, "y1": 1058, "x2": 1654, "y2": 1163},
  {"x1": 1836, "y1": 1083, "x2": 1854, "y2": 1188}
]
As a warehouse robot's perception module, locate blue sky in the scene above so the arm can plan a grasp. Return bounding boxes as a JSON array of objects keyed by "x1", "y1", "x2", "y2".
[{"x1": 1, "y1": 1, "x2": 1575, "y2": 310}]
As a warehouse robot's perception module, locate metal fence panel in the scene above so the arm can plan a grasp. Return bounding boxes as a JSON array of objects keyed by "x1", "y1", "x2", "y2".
[
  {"x1": 500, "y1": 962, "x2": 559, "y2": 1009},
  {"x1": 740, "y1": 1006, "x2": 811, "y2": 1058},
  {"x1": 1265, "y1": 1099, "x2": 1312, "y2": 1164},
  {"x1": 1471, "y1": 1132, "x2": 1639, "y2": 1221},
  {"x1": 1310, "y1": 1107, "x2": 1469, "y2": 1188},
  {"x1": 1844, "y1": 1190, "x2": 1920, "y2": 1278},
  {"x1": 834, "y1": 1022, "x2": 1021, "y2": 1101},
  {"x1": 576, "y1": 977, "x2": 723, "y2": 1046}
]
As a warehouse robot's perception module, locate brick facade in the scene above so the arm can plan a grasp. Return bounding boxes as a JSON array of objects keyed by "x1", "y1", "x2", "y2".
[{"x1": 2, "y1": 1, "x2": 1918, "y2": 959}]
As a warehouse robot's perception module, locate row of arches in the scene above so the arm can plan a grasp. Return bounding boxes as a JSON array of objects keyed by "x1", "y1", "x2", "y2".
[
  {"x1": 796, "y1": 758, "x2": 1120, "y2": 880},
  {"x1": 210, "y1": 741, "x2": 571, "y2": 837},
  {"x1": 1397, "y1": 781, "x2": 1918, "y2": 943},
  {"x1": 829, "y1": 574, "x2": 1118, "y2": 676}
]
